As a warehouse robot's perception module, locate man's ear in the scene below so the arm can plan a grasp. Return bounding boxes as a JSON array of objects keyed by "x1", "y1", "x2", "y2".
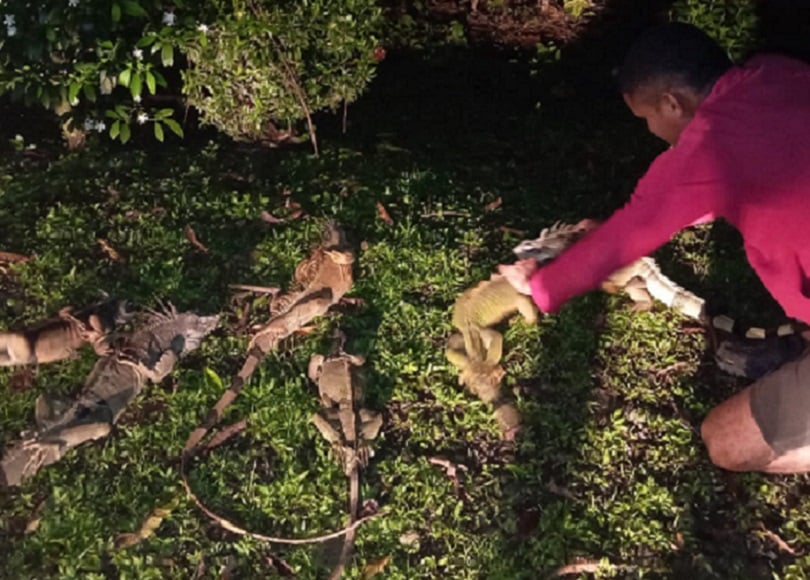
[{"x1": 659, "y1": 92, "x2": 685, "y2": 118}]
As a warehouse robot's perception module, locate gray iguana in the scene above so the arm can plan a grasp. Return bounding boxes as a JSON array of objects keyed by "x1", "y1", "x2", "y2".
[
  {"x1": 0, "y1": 304, "x2": 219, "y2": 487},
  {"x1": 184, "y1": 220, "x2": 355, "y2": 452},
  {"x1": 308, "y1": 332, "x2": 382, "y2": 580},
  {"x1": 515, "y1": 220, "x2": 810, "y2": 379},
  {"x1": 512, "y1": 221, "x2": 707, "y2": 321},
  {"x1": 0, "y1": 299, "x2": 131, "y2": 366}
]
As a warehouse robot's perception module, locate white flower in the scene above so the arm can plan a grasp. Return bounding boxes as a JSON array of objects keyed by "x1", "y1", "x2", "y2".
[
  {"x1": 136, "y1": 113, "x2": 148, "y2": 125},
  {"x1": 161, "y1": 11, "x2": 175, "y2": 26},
  {"x1": 133, "y1": 94, "x2": 141, "y2": 103},
  {"x1": 6, "y1": 24, "x2": 16, "y2": 36},
  {"x1": 196, "y1": 23, "x2": 208, "y2": 33},
  {"x1": 94, "y1": 120, "x2": 106, "y2": 132},
  {"x1": 70, "y1": 97, "x2": 79, "y2": 106},
  {"x1": 132, "y1": 48, "x2": 143, "y2": 60},
  {"x1": 83, "y1": 118, "x2": 95, "y2": 131},
  {"x1": 4, "y1": 14, "x2": 15, "y2": 27},
  {"x1": 68, "y1": 0, "x2": 79, "y2": 7}
]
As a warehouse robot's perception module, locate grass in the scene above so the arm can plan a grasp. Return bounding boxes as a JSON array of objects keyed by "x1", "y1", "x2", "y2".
[{"x1": 1, "y1": 51, "x2": 810, "y2": 579}]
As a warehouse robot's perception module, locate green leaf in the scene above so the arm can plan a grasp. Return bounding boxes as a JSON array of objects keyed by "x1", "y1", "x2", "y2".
[
  {"x1": 130, "y1": 74, "x2": 142, "y2": 99},
  {"x1": 110, "y1": 120, "x2": 121, "y2": 139},
  {"x1": 145, "y1": 71, "x2": 156, "y2": 95},
  {"x1": 83, "y1": 83, "x2": 97, "y2": 102},
  {"x1": 154, "y1": 122, "x2": 165, "y2": 142},
  {"x1": 153, "y1": 71, "x2": 168, "y2": 88},
  {"x1": 163, "y1": 118, "x2": 184, "y2": 138},
  {"x1": 136, "y1": 34, "x2": 157, "y2": 48},
  {"x1": 111, "y1": 2, "x2": 122, "y2": 22},
  {"x1": 154, "y1": 108, "x2": 173, "y2": 120},
  {"x1": 204, "y1": 367, "x2": 223, "y2": 390},
  {"x1": 67, "y1": 82, "x2": 81, "y2": 104},
  {"x1": 118, "y1": 68, "x2": 131, "y2": 88},
  {"x1": 119, "y1": 123, "x2": 131, "y2": 143},
  {"x1": 122, "y1": 0, "x2": 148, "y2": 17},
  {"x1": 161, "y1": 44, "x2": 174, "y2": 67}
]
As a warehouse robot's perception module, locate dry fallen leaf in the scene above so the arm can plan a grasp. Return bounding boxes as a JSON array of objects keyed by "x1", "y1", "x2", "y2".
[
  {"x1": 185, "y1": 225, "x2": 210, "y2": 253},
  {"x1": 376, "y1": 201, "x2": 394, "y2": 226},
  {"x1": 260, "y1": 210, "x2": 285, "y2": 224},
  {"x1": 361, "y1": 555, "x2": 391, "y2": 579},
  {"x1": 97, "y1": 239, "x2": 125, "y2": 262},
  {"x1": 498, "y1": 226, "x2": 526, "y2": 237},
  {"x1": 0, "y1": 251, "x2": 32, "y2": 264},
  {"x1": 484, "y1": 197, "x2": 503, "y2": 211},
  {"x1": 262, "y1": 554, "x2": 295, "y2": 577}
]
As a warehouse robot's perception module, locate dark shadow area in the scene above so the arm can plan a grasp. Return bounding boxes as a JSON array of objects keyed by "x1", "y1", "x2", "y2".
[{"x1": 312, "y1": 1, "x2": 810, "y2": 576}]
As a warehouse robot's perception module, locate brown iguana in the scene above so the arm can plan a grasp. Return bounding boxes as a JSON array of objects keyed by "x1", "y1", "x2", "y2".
[
  {"x1": 0, "y1": 299, "x2": 131, "y2": 366},
  {"x1": 184, "y1": 220, "x2": 355, "y2": 452},
  {"x1": 308, "y1": 332, "x2": 382, "y2": 580},
  {"x1": 0, "y1": 304, "x2": 219, "y2": 487},
  {"x1": 445, "y1": 274, "x2": 536, "y2": 437}
]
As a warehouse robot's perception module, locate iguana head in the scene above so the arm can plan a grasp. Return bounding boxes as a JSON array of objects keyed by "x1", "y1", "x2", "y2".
[
  {"x1": 512, "y1": 220, "x2": 595, "y2": 262},
  {"x1": 321, "y1": 220, "x2": 350, "y2": 251}
]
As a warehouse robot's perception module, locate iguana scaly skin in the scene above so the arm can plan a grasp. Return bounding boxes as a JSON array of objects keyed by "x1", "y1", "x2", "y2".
[
  {"x1": 515, "y1": 220, "x2": 810, "y2": 379},
  {"x1": 0, "y1": 304, "x2": 219, "y2": 487},
  {"x1": 184, "y1": 221, "x2": 355, "y2": 452},
  {"x1": 446, "y1": 274, "x2": 536, "y2": 436},
  {"x1": 513, "y1": 221, "x2": 707, "y2": 321},
  {"x1": 0, "y1": 299, "x2": 130, "y2": 366},
  {"x1": 308, "y1": 333, "x2": 381, "y2": 580}
]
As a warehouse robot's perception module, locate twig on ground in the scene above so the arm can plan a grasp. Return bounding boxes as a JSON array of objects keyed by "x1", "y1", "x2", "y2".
[
  {"x1": 180, "y1": 451, "x2": 385, "y2": 545},
  {"x1": 185, "y1": 225, "x2": 210, "y2": 253},
  {"x1": 757, "y1": 521, "x2": 799, "y2": 555},
  {"x1": 228, "y1": 284, "x2": 281, "y2": 294}
]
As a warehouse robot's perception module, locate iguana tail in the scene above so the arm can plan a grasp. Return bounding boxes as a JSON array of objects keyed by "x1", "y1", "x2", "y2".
[
  {"x1": 0, "y1": 332, "x2": 32, "y2": 366},
  {"x1": 328, "y1": 469, "x2": 359, "y2": 580},
  {"x1": 631, "y1": 258, "x2": 706, "y2": 321}
]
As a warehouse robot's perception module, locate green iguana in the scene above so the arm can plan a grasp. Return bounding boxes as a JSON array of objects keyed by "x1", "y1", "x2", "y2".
[
  {"x1": 184, "y1": 220, "x2": 355, "y2": 452},
  {"x1": 0, "y1": 299, "x2": 130, "y2": 366},
  {"x1": 308, "y1": 332, "x2": 382, "y2": 580},
  {"x1": 446, "y1": 274, "x2": 536, "y2": 437},
  {"x1": 0, "y1": 304, "x2": 219, "y2": 487}
]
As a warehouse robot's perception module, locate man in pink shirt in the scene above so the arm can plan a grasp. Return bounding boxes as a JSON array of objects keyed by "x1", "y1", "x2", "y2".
[{"x1": 500, "y1": 23, "x2": 810, "y2": 473}]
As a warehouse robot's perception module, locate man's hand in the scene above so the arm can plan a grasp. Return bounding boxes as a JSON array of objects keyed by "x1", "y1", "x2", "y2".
[{"x1": 498, "y1": 258, "x2": 538, "y2": 295}]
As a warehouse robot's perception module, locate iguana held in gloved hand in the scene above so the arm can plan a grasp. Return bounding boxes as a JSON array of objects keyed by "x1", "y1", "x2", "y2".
[
  {"x1": 0, "y1": 304, "x2": 219, "y2": 487},
  {"x1": 308, "y1": 331, "x2": 382, "y2": 580},
  {"x1": 0, "y1": 299, "x2": 131, "y2": 366},
  {"x1": 184, "y1": 220, "x2": 355, "y2": 452}
]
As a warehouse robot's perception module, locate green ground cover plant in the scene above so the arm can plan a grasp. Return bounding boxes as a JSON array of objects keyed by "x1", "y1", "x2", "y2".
[{"x1": 1, "y1": 27, "x2": 809, "y2": 580}]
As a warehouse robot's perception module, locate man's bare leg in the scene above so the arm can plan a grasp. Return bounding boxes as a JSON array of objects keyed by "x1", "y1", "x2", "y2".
[{"x1": 701, "y1": 386, "x2": 810, "y2": 473}]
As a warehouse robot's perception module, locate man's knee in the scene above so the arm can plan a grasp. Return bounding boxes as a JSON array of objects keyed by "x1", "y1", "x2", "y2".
[
  {"x1": 700, "y1": 390, "x2": 776, "y2": 472},
  {"x1": 700, "y1": 409, "x2": 741, "y2": 470}
]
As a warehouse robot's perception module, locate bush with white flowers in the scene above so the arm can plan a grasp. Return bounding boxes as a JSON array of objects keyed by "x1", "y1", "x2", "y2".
[{"x1": 0, "y1": 0, "x2": 383, "y2": 147}]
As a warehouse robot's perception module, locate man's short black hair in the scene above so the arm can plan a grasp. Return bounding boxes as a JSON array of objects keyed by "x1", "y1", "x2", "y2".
[{"x1": 618, "y1": 22, "x2": 733, "y2": 95}]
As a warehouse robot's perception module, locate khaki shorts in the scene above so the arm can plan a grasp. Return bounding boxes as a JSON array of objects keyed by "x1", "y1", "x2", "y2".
[{"x1": 750, "y1": 347, "x2": 810, "y2": 454}]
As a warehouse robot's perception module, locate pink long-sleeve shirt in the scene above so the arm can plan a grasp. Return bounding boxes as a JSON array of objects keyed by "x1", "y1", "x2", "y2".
[{"x1": 530, "y1": 54, "x2": 810, "y2": 324}]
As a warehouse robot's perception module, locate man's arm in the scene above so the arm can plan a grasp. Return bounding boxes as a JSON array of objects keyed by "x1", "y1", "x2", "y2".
[{"x1": 527, "y1": 143, "x2": 722, "y2": 313}]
